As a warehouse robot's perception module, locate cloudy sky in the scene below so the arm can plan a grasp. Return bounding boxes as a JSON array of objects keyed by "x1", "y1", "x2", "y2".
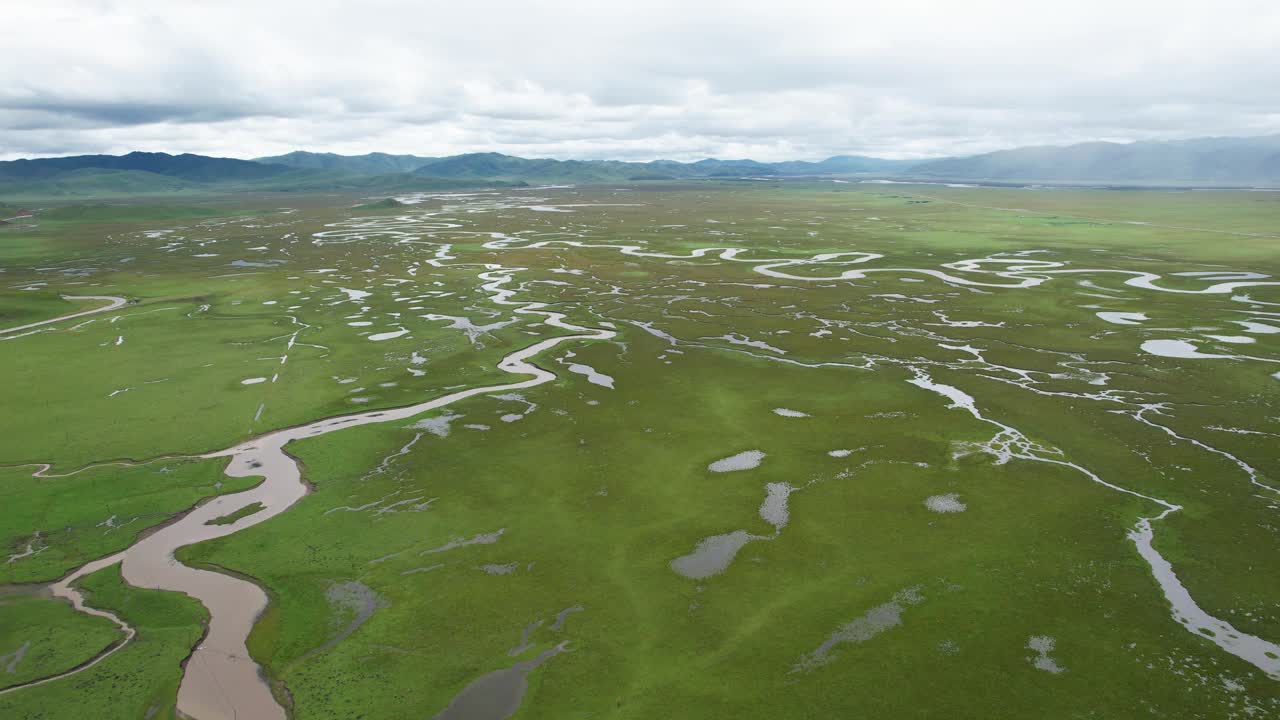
[{"x1": 4, "y1": 0, "x2": 1279, "y2": 161}]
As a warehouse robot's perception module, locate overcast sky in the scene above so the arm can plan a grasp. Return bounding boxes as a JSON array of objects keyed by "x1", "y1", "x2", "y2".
[{"x1": 3, "y1": 1, "x2": 1279, "y2": 161}]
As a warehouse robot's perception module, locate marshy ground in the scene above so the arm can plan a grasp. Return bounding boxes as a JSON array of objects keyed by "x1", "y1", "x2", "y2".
[{"x1": 1, "y1": 182, "x2": 1277, "y2": 718}]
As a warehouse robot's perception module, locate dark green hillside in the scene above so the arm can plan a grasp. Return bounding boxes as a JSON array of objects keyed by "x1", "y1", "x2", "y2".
[
  {"x1": 0, "y1": 151, "x2": 290, "y2": 183},
  {"x1": 254, "y1": 151, "x2": 438, "y2": 174}
]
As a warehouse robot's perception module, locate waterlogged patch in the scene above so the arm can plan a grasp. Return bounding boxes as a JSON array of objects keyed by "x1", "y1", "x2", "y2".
[
  {"x1": 1096, "y1": 311, "x2": 1148, "y2": 325},
  {"x1": 421, "y1": 529, "x2": 506, "y2": 555},
  {"x1": 495, "y1": 392, "x2": 538, "y2": 423},
  {"x1": 1026, "y1": 635, "x2": 1068, "y2": 674},
  {"x1": 423, "y1": 313, "x2": 519, "y2": 345},
  {"x1": 318, "y1": 581, "x2": 385, "y2": 656},
  {"x1": 924, "y1": 493, "x2": 967, "y2": 513},
  {"x1": 759, "y1": 482, "x2": 796, "y2": 530},
  {"x1": 338, "y1": 287, "x2": 372, "y2": 302},
  {"x1": 400, "y1": 564, "x2": 444, "y2": 576},
  {"x1": 1, "y1": 640, "x2": 31, "y2": 673},
  {"x1": 508, "y1": 620, "x2": 544, "y2": 657},
  {"x1": 566, "y1": 362, "x2": 615, "y2": 389},
  {"x1": 550, "y1": 605, "x2": 584, "y2": 631},
  {"x1": 430, "y1": 642, "x2": 569, "y2": 720},
  {"x1": 708, "y1": 450, "x2": 766, "y2": 473},
  {"x1": 1140, "y1": 339, "x2": 1235, "y2": 359},
  {"x1": 710, "y1": 333, "x2": 786, "y2": 354},
  {"x1": 772, "y1": 408, "x2": 810, "y2": 418},
  {"x1": 793, "y1": 587, "x2": 926, "y2": 672},
  {"x1": 932, "y1": 311, "x2": 1004, "y2": 328},
  {"x1": 670, "y1": 530, "x2": 758, "y2": 579},
  {"x1": 408, "y1": 410, "x2": 462, "y2": 438},
  {"x1": 673, "y1": 482, "x2": 801, "y2": 579},
  {"x1": 7, "y1": 535, "x2": 46, "y2": 564},
  {"x1": 368, "y1": 328, "x2": 410, "y2": 342},
  {"x1": 1233, "y1": 320, "x2": 1280, "y2": 334}
]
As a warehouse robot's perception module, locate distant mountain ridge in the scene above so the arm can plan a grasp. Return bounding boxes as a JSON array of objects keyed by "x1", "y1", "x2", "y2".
[
  {"x1": 260, "y1": 138, "x2": 1280, "y2": 185},
  {"x1": 255, "y1": 150, "x2": 917, "y2": 182},
  {"x1": 0, "y1": 151, "x2": 288, "y2": 182},
  {"x1": 5, "y1": 134, "x2": 1280, "y2": 200},
  {"x1": 254, "y1": 151, "x2": 438, "y2": 175},
  {"x1": 0, "y1": 151, "x2": 524, "y2": 198},
  {"x1": 910, "y1": 135, "x2": 1280, "y2": 185}
]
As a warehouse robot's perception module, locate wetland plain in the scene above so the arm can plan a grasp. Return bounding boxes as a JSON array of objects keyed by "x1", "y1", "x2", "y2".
[{"x1": 1, "y1": 181, "x2": 1278, "y2": 719}]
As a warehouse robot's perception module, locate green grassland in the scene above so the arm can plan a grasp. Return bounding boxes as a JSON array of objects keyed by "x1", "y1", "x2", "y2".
[
  {"x1": 1, "y1": 182, "x2": 1277, "y2": 717},
  {"x1": 0, "y1": 563, "x2": 208, "y2": 719},
  {"x1": 0, "y1": 589, "x2": 120, "y2": 690}
]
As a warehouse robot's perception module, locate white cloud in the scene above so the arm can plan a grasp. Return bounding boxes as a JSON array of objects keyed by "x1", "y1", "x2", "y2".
[{"x1": 2, "y1": 0, "x2": 1278, "y2": 160}]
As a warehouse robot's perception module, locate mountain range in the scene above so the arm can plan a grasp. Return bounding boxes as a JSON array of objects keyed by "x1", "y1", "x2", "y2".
[
  {"x1": 910, "y1": 135, "x2": 1280, "y2": 185},
  {"x1": 2, "y1": 135, "x2": 1278, "y2": 199},
  {"x1": 0, "y1": 152, "x2": 521, "y2": 198},
  {"x1": 254, "y1": 151, "x2": 917, "y2": 182}
]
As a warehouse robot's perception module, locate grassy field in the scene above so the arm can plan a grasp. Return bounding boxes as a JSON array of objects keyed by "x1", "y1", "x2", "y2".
[
  {"x1": 0, "y1": 563, "x2": 208, "y2": 719},
  {"x1": 0, "y1": 589, "x2": 120, "y2": 691},
  {"x1": 1, "y1": 182, "x2": 1277, "y2": 718}
]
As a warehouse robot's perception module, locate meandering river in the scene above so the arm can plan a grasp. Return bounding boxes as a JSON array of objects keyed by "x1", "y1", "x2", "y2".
[
  {"x1": 5, "y1": 219, "x2": 1280, "y2": 715},
  {"x1": 0, "y1": 295, "x2": 127, "y2": 336},
  {"x1": 2, "y1": 286, "x2": 614, "y2": 719}
]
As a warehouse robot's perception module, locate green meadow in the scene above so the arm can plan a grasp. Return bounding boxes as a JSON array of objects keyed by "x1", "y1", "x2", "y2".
[{"x1": 1, "y1": 182, "x2": 1277, "y2": 718}]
